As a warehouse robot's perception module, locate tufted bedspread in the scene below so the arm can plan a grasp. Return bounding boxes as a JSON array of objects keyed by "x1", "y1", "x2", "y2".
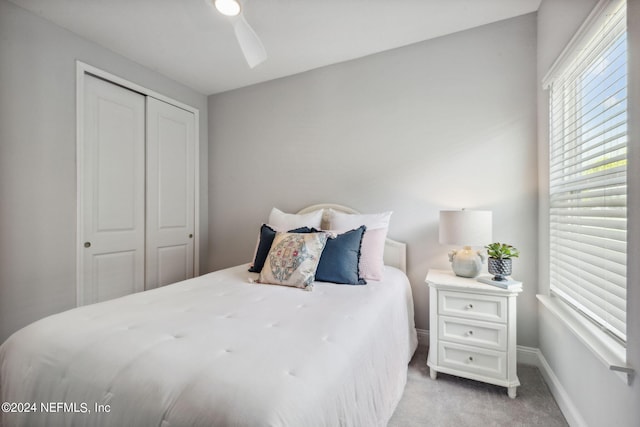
[{"x1": 0, "y1": 264, "x2": 417, "y2": 427}]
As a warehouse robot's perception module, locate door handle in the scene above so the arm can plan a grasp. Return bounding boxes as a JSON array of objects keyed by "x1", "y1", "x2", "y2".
[{"x1": 84, "y1": 242, "x2": 91, "y2": 248}]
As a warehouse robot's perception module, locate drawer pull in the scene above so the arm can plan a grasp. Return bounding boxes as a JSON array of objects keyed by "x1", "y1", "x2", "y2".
[
  {"x1": 465, "y1": 304, "x2": 474, "y2": 310},
  {"x1": 468, "y1": 356, "x2": 474, "y2": 362},
  {"x1": 466, "y1": 330, "x2": 474, "y2": 336}
]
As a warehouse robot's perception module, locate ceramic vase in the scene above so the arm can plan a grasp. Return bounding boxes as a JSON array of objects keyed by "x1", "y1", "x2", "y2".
[{"x1": 488, "y1": 258, "x2": 512, "y2": 281}]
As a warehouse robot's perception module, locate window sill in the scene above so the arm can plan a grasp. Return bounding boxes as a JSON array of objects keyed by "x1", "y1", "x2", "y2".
[{"x1": 537, "y1": 294, "x2": 634, "y2": 385}]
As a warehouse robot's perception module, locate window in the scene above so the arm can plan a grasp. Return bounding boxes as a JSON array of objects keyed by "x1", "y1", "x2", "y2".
[{"x1": 544, "y1": 0, "x2": 627, "y2": 342}]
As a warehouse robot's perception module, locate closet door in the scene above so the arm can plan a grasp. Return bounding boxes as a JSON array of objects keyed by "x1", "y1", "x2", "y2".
[
  {"x1": 145, "y1": 97, "x2": 195, "y2": 289},
  {"x1": 80, "y1": 75, "x2": 146, "y2": 304}
]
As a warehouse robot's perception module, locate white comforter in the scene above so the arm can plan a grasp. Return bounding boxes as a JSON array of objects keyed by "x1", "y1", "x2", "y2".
[{"x1": 0, "y1": 264, "x2": 417, "y2": 427}]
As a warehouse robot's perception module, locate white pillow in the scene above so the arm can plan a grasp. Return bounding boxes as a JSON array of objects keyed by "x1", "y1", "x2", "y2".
[
  {"x1": 268, "y1": 207, "x2": 323, "y2": 231},
  {"x1": 328, "y1": 209, "x2": 392, "y2": 231},
  {"x1": 328, "y1": 209, "x2": 393, "y2": 281}
]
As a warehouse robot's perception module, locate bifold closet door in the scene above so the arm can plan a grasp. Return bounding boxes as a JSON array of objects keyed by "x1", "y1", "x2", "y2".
[
  {"x1": 145, "y1": 97, "x2": 195, "y2": 289},
  {"x1": 81, "y1": 75, "x2": 146, "y2": 304}
]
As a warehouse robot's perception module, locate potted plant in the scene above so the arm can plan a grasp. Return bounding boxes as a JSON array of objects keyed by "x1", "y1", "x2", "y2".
[{"x1": 485, "y1": 242, "x2": 519, "y2": 281}]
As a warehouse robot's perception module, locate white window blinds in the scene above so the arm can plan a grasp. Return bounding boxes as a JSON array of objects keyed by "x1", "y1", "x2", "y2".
[{"x1": 545, "y1": 0, "x2": 627, "y2": 342}]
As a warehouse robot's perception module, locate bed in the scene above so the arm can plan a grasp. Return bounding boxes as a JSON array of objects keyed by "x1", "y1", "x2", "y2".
[{"x1": 0, "y1": 204, "x2": 417, "y2": 427}]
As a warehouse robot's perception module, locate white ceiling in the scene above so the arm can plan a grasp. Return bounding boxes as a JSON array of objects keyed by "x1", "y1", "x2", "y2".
[{"x1": 9, "y1": 0, "x2": 541, "y2": 95}]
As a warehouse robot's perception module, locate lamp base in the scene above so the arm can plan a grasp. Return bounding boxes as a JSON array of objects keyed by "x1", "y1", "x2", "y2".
[{"x1": 448, "y1": 246, "x2": 486, "y2": 278}]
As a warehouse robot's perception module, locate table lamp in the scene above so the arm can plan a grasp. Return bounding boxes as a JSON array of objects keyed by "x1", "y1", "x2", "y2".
[{"x1": 439, "y1": 209, "x2": 492, "y2": 278}]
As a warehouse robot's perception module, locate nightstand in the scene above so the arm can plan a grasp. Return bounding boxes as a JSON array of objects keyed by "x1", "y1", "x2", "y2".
[{"x1": 426, "y1": 269, "x2": 522, "y2": 398}]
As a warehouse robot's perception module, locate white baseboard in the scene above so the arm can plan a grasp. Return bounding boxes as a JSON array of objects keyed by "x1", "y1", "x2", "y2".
[
  {"x1": 535, "y1": 349, "x2": 587, "y2": 427},
  {"x1": 416, "y1": 328, "x2": 429, "y2": 346},
  {"x1": 513, "y1": 346, "x2": 587, "y2": 427},
  {"x1": 422, "y1": 334, "x2": 584, "y2": 427},
  {"x1": 516, "y1": 345, "x2": 540, "y2": 366}
]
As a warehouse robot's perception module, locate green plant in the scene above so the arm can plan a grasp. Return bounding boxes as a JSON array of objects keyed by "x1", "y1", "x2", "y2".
[{"x1": 485, "y1": 242, "x2": 520, "y2": 259}]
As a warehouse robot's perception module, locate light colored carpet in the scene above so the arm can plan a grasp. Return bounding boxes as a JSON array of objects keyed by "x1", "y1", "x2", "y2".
[{"x1": 389, "y1": 345, "x2": 568, "y2": 427}]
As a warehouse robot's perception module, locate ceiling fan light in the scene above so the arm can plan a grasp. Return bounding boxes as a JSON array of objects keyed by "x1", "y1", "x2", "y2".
[{"x1": 214, "y1": 0, "x2": 241, "y2": 17}]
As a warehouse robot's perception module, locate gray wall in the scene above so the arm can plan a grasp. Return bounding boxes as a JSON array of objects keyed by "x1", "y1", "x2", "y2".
[
  {"x1": 208, "y1": 14, "x2": 539, "y2": 345},
  {"x1": 0, "y1": 0, "x2": 208, "y2": 343},
  {"x1": 537, "y1": 0, "x2": 640, "y2": 426}
]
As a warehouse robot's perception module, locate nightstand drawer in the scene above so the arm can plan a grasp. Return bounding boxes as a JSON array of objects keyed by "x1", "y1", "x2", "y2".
[
  {"x1": 439, "y1": 291, "x2": 507, "y2": 323},
  {"x1": 438, "y1": 341, "x2": 507, "y2": 380},
  {"x1": 438, "y1": 316, "x2": 507, "y2": 351}
]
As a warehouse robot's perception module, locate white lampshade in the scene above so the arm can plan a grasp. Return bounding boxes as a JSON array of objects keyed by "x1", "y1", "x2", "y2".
[{"x1": 439, "y1": 210, "x2": 492, "y2": 247}]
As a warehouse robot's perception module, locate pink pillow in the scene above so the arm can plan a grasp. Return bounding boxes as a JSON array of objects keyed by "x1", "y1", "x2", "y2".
[
  {"x1": 329, "y1": 210, "x2": 392, "y2": 281},
  {"x1": 357, "y1": 228, "x2": 388, "y2": 280}
]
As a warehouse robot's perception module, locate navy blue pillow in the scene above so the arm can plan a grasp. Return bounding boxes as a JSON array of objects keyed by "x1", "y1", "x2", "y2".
[
  {"x1": 315, "y1": 226, "x2": 367, "y2": 285},
  {"x1": 249, "y1": 224, "x2": 312, "y2": 273}
]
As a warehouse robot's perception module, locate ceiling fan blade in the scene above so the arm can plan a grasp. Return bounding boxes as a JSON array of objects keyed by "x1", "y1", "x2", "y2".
[{"x1": 233, "y1": 14, "x2": 267, "y2": 68}]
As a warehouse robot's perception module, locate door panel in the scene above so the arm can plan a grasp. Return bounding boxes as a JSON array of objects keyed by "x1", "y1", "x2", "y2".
[
  {"x1": 81, "y1": 75, "x2": 145, "y2": 305},
  {"x1": 158, "y1": 117, "x2": 189, "y2": 228},
  {"x1": 146, "y1": 97, "x2": 195, "y2": 289},
  {"x1": 96, "y1": 101, "x2": 138, "y2": 231},
  {"x1": 94, "y1": 251, "x2": 137, "y2": 302},
  {"x1": 157, "y1": 245, "x2": 189, "y2": 287}
]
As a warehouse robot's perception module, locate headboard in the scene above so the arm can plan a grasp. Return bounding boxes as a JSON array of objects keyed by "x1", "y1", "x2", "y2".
[{"x1": 296, "y1": 204, "x2": 407, "y2": 273}]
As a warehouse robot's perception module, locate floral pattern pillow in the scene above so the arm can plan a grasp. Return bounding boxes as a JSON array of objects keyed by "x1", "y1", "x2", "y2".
[{"x1": 258, "y1": 232, "x2": 328, "y2": 291}]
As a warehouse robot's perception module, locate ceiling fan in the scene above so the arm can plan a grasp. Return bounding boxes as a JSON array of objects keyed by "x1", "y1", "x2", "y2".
[{"x1": 209, "y1": 0, "x2": 267, "y2": 68}]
